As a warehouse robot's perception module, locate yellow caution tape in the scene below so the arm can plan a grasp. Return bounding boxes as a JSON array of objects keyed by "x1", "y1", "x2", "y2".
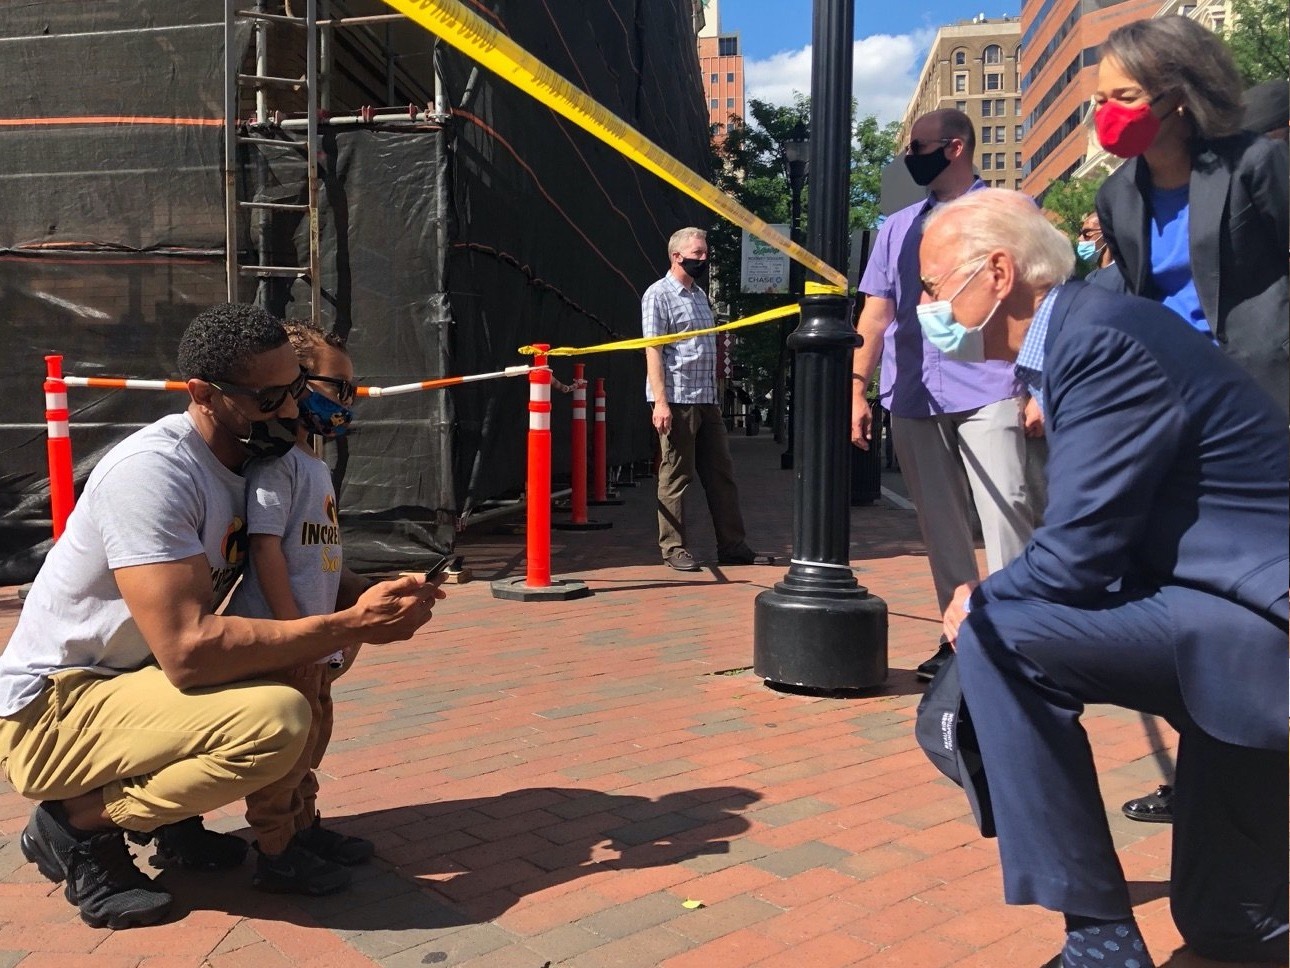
[
  {"x1": 379, "y1": 0, "x2": 848, "y2": 291},
  {"x1": 805, "y1": 280, "x2": 847, "y2": 296},
  {"x1": 519, "y1": 302, "x2": 799, "y2": 358}
]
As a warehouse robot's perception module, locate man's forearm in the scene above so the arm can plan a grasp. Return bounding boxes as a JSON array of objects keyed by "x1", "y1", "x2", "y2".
[{"x1": 645, "y1": 346, "x2": 668, "y2": 405}]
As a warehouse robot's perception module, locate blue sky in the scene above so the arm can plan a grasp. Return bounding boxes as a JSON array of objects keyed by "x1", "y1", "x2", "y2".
[{"x1": 713, "y1": 0, "x2": 1021, "y2": 123}]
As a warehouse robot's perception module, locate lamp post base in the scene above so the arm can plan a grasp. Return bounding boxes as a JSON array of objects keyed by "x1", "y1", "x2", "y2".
[{"x1": 753, "y1": 583, "x2": 887, "y2": 689}]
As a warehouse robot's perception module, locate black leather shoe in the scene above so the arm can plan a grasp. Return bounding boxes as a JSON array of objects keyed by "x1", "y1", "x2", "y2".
[
  {"x1": 664, "y1": 549, "x2": 701, "y2": 572},
  {"x1": 915, "y1": 642, "x2": 954, "y2": 682},
  {"x1": 717, "y1": 548, "x2": 774, "y2": 565},
  {"x1": 1121, "y1": 784, "x2": 1173, "y2": 823}
]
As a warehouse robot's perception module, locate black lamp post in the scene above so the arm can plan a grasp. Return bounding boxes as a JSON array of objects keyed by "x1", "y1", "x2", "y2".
[
  {"x1": 753, "y1": 0, "x2": 888, "y2": 691},
  {"x1": 776, "y1": 121, "x2": 809, "y2": 466}
]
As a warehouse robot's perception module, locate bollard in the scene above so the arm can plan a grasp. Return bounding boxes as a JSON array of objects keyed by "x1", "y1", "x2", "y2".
[
  {"x1": 587, "y1": 378, "x2": 623, "y2": 506},
  {"x1": 553, "y1": 364, "x2": 611, "y2": 532},
  {"x1": 491, "y1": 348, "x2": 591, "y2": 601},
  {"x1": 44, "y1": 355, "x2": 75, "y2": 539}
]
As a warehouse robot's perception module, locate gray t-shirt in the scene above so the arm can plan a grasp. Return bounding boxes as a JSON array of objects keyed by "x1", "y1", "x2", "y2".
[
  {"x1": 0, "y1": 413, "x2": 247, "y2": 716},
  {"x1": 224, "y1": 446, "x2": 343, "y2": 630}
]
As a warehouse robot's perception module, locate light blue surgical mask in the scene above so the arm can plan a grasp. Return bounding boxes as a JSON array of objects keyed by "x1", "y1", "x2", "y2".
[
  {"x1": 915, "y1": 259, "x2": 1001, "y2": 363},
  {"x1": 1076, "y1": 239, "x2": 1098, "y2": 262}
]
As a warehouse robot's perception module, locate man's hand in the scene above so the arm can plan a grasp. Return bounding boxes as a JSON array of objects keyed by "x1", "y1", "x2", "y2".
[
  {"x1": 851, "y1": 396, "x2": 873, "y2": 450},
  {"x1": 942, "y1": 581, "x2": 979, "y2": 645},
  {"x1": 1022, "y1": 396, "x2": 1045, "y2": 438},
  {"x1": 652, "y1": 400, "x2": 672, "y2": 435},
  {"x1": 349, "y1": 574, "x2": 446, "y2": 645}
]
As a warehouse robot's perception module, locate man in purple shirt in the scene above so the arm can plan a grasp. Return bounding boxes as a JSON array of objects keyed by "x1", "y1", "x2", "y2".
[{"x1": 850, "y1": 108, "x2": 1034, "y2": 681}]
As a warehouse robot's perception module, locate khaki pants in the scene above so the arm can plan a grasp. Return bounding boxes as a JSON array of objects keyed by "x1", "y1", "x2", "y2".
[
  {"x1": 0, "y1": 665, "x2": 310, "y2": 833},
  {"x1": 244, "y1": 663, "x2": 333, "y2": 854},
  {"x1": 655, "y1": 403, "x2": 749, "y2": 559}
]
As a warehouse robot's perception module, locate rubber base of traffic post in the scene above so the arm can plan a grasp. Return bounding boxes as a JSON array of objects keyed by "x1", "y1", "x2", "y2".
[
  {"x1": 551, "y1": 517, "x2": 613, "y2": 531},
  {"x1": 490, "y1": 576, "x2": 592, "y2": 601}
]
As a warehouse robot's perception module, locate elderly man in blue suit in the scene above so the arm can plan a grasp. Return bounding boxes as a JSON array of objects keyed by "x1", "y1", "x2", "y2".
[{"x1": 919, "y1": 189, "x2": 1288, "y2": 968}]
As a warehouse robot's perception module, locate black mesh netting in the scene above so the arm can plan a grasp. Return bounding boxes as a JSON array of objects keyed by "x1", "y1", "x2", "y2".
[{"x1": 0, "y1": 0, "x2": 710, "y2": 580}]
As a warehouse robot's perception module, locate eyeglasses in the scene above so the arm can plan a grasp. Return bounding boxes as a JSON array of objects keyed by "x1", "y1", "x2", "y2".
[
  {"x1": 209, "y1": 366, "x2": 309, "y2": 413},
  {"x1": 906, "y1": 137, "x2": 951, "y2": 155},
  {"x1": 919, "y1": 257, "x2": 987, "y2": 299},
  {"x1": 1078, "y1": 228, "x2": 1100, "y2": 240},
  {"x1": 308, "y1": 374, "x2": 357, "y2": 406}
]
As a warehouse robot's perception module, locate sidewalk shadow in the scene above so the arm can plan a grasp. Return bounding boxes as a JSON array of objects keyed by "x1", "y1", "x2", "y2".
[{"x1": 159, "y1": 785, "x2": 760, "y2": 932}]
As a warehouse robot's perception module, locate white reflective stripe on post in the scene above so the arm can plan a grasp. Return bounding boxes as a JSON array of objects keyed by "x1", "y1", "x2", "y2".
[
  {"x1": 45, "y1": 392, "x2": 67, "y2": 410},
  {"x1": 46, "y1": 419, "x2": 69, "y2": 438},
  {"x1": 594, "y1": 410, "x2": 606, "y2": 422},
  {"x1": 530, "y1": 411, "x2": 551, "y2": 431}
]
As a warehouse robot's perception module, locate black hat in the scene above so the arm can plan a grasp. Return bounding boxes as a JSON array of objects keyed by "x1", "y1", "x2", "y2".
[
  {"x1": 1242, "y1": 79, "x2": 1289, "y2": 136},
  {"x1": 914, "y1": 651, "x2": 996, "y2": 837}
]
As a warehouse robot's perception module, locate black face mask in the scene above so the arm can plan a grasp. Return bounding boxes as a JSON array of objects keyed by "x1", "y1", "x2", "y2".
[
  {"x1": 679, "y1": 257, "x2": 709, "y2": 283},
  {"x1": 905, "y1": 148, "x2": 951, "y2": 187},
  {"x1": 234, "y1": 416, "x2": 300, "y2": 463}
]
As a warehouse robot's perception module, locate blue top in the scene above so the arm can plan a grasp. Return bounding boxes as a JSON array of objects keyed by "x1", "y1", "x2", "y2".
[
  {"x1": 1149, "y1": 185, "x2": 1210, "y2": 338},
  {"x1": 858, "y1": 180, "x2": 1021, "y2": 418}
]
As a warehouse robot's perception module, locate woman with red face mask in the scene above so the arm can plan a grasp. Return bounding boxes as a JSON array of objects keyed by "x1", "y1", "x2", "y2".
[{"x1": 1093, "y1": 17, "x2": 1287, "y2": 415}]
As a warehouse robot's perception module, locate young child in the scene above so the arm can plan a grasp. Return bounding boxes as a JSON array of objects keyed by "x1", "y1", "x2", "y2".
[{"x1": 224, "y1": 320, "x2": 373, "y2": 895}]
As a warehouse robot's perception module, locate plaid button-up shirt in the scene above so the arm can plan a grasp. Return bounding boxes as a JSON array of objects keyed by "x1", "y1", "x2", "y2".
[{"x1": 642, "y1": 272, "x2": 718, "y2": 405}]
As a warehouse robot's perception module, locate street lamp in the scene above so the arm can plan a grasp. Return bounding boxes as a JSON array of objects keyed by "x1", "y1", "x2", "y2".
[{"x1": 776, "y1": 121, "x2": 809, "y2": 466}]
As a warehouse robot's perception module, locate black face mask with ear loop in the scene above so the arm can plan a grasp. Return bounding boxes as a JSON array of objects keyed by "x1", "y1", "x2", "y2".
[
  {"x1": 904, "y1": 147, "x2": 952, "y2": 187},
  {"x1": 679, "y1": 257, "x2": 709, "y2": 283},
  {"x1": 214, "y1": 408, "x2": 299, "y2": 464}
]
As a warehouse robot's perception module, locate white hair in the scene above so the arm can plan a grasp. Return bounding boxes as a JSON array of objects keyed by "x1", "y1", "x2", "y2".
[
  {"x1": 668, "y1": 227, "x2": 706, "y2": 257},
  {"x1": 924, "y1": 189, "x2": 1075, "y2": 289}
]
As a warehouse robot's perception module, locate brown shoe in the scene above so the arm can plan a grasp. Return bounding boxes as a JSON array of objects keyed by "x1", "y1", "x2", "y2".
[{"x1": 664, "y1": 549, "x2": 701, "y2": 571}]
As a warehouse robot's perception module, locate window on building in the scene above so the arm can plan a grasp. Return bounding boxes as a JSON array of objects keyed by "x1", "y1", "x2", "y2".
[
  {"x1": 1015, "y1": 125, "x2": 1024, "y2": 141},
  {"x1": 983, "y1": 127, "x2": 993, "y2": 144},
  {"x1": 995, "y1": 125, "x2": 1005, "y2": 143},
  {"x1": 984, "y1": 44, "x2": 1002, "y2": 65},
  {"x1": 982, "y1": 153, "x2": 993, "y2": 170},
  {"x1": 1015, "y1": 179, "x2": 1022, "y2": 190},
  {"x1": 710, "y1": 98, "x2": 718, "y2": 110},
  {"x1": 1014, "y1": 97, "x2": 1022, "y2": 115},
  {"x1": 714, "y1": 123, "x2": 726, "y2": 135},
  {"x1": 718, "y1": 36, "x2": 738, "y2": 56},
  {"x1": 985, "y1": 72, "x2": 1002, "y2": 91},
  {"x1": 995, "y1": 98, "x2": 1006, "y2": 116},
  {"x1": 955, "y1": 100, "x2": 967, "y2": 113},
  {"x1": 727, "y1": 72, "x2": 735, "y2": 83},
  {"x1": 726, "y1": 97, "x2": 734, "y2": 109},
  {"x1": 710, "y1": 73, "x2": 718, "y2": 85},
  {"x1": 982, "y1": 100, "x2": 992, "y2": 117},
  {"x1": 1014, "y1": 151, "x2": 1022, "y2": 168},
  {"x1": 954, "y1": 48, "x2": 967, "y2": 66},
  {"x1": 954, "y1": 73, "x2": 967, "y2": 93},
  {"x1": 995, "y1": 152, "x2": 1005, "y2": 168}
]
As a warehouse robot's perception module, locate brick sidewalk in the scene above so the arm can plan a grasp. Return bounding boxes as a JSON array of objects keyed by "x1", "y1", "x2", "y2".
[{"x1": 0, "y1": 431, "x2": 1250, "y2": 968}]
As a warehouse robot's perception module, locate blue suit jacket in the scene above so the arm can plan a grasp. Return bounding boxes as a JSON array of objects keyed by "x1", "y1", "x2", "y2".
[{"x1": 977, "y1": 282, "x2": 1289, "y2": 750}]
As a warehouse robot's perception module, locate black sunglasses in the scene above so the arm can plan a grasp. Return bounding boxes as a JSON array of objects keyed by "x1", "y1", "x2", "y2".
[
  {"x1": 907, "y1": 137, "x2": 951, "y2": 155},
  {"x1": 210, "y1": 366, "x2": 309, "y2": 413},
  {"x1": 308, "y1": 374, "x2": 357, "y2": 406}
]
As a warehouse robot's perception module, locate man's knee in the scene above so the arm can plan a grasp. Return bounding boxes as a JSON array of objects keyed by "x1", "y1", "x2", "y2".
[{"x1": 234, "y1": 681, "x2": 312, "y2": 764}]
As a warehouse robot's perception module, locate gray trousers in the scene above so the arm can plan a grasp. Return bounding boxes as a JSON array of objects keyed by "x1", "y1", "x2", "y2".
[
  {"x1": 891, "y1": 397, "x2": 1035, "y2": 613},
  {"x1": 655, "y1": 403, "x2": 748, "y2": 559}
]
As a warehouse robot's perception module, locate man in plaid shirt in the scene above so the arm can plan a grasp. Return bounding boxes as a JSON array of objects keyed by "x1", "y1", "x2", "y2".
[{"x1": 642, "y1": 227, "x2": 759, "y2": 572}]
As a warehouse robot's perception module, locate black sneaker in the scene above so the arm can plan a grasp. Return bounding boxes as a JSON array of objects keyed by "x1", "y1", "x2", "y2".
[
  {"x1": 252, "y1": 841, "x2": 351, "y2": 895},
  {"x1": 294, "y1": 814, "x2": 375, "y2": 866},
  {"x1": 21, "y1": 803, "x2": 172, "y2": 929},
  {"x1": 127, "y1": 817, "x2": 248, "y2": 870},
  {"x1": 916, "y1": 642, "x2": 955, "y2": 682}
]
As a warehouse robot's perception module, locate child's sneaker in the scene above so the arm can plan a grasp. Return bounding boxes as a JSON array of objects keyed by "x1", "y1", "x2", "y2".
[
  {"x1": 294, "y1": 813, "x2": 375, "y2": 866},
  {"x1": 127, "y1": 816, "x2": 248, "y2": 870},
  {"x1": 252, "y1": 841, "x2": 351, "y2": 895}
]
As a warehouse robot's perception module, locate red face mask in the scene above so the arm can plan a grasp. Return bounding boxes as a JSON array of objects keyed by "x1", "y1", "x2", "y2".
[{"x1": 1095, "y1": 99, "x2": 1162, "y2": 158}]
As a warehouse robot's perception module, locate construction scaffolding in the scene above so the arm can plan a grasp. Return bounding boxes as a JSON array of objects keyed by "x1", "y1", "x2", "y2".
[{"x1": 0, "y1": 0, "x2": 711, "y2": 582}]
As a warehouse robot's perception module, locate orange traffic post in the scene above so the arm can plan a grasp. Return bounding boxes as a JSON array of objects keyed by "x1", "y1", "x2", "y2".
[
  {"x1": 43, "y1": 355, "x2": 75, "y2": 539},
  {"x1": 588, "y1": 377, "x2": 623, "y2": 506},
  {"x1": 553, "y1": 364, "x2": 610, "y2": 532},
  {"x1": 491, "y1": 348, "x2": 591, "y2": 601}
]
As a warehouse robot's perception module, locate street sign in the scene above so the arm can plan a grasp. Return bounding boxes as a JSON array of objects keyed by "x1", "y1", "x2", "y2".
[{"x1": 740, "y1": 224, "x2": 790, "y2": 294}]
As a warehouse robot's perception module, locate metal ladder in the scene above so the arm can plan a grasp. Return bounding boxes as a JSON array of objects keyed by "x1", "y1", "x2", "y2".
[{"x1": 223, "y1": 0, "x2": 322, "y2": 324}]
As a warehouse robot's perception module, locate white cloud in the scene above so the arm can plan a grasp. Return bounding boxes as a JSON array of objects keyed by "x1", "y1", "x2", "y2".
[{"x1": 745, "y1": 29, "x2": 936, "y2": 126}]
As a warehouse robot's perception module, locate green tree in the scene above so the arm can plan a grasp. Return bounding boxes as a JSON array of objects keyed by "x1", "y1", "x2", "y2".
[
  {"x1": 850, "y1": 115, "x2": 901, "y2": 232},
  {"x1": 1040, "y1": 175, "x2": 1105, "y2": 241},
  {"x1": 1224, "y1": 0, "x2": 1289, "y2": 84}
]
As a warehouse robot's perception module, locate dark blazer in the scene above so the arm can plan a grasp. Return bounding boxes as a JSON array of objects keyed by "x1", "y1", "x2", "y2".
[
  {"x1": 1095, "y1": 133, "x2": 1289, "y2": 413},
  {"x1": 976, "y1": 283, "x2": 1289, "y2": 750}
]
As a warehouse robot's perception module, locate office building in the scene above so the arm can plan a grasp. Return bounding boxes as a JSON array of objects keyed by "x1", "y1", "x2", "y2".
[{"x1": 698, "y1": 0, "x2": 745, "y2": 138}]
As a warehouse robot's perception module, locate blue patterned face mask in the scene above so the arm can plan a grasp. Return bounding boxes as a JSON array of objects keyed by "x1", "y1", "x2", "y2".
[{"x1": 297, "y1": 390, "x2": 354, "y2": 438}]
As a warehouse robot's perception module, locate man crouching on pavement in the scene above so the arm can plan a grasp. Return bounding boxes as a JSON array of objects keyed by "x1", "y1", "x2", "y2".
[
  {"x1": 923, "y1": 190, "x2": 1287, "y2": 967},
  {"x1": 0, "y1": 304, "x2": 445, "y2": 929}
]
